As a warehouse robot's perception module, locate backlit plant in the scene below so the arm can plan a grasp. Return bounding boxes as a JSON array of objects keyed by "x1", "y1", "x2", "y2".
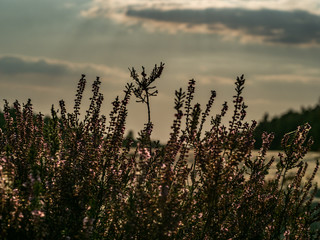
[{"x1": 1, "y1": 64, "x2": 320, "y2": 239}]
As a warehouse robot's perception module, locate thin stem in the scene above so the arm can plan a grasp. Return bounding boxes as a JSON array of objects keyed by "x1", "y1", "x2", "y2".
[
  {"x1": 145, "y1": 90, "x2": 152, "y2": 154},
  {"x1": 146, "y1": 89, "x2": 151, "y2": 125}
]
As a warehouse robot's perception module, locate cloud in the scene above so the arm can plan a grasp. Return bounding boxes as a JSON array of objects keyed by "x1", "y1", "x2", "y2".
[
  {"x1": 0, "y1": 56, "x2": 69, "y2": 75},
  {"x1": 252, "y1": 63, "x2": 320, "y2": 84},
  {"x1": 83, "y1": 0, "x2": 320, "y2": 16},
  {"x1": 254, "y1": 74, "x2": 320, "y2": 84},
  {"x1": 0, "y1": 55, "x2": 128, "y2": 86},
  {"x1": 82, "y1": 1, "x2": 320, "y2": 46},
  {"x1": 124, "y1": 8, "x2": 320, "y2": 45}
]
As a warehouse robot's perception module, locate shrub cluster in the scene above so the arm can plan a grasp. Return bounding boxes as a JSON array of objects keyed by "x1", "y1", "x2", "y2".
[{"x1": 1, "y1": 64, "x2": 320, "y2": 239}]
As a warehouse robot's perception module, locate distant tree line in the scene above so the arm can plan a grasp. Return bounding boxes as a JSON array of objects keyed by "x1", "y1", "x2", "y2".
[{"x1": 254, "y1": 103, "x2": 320, "y2": 151}]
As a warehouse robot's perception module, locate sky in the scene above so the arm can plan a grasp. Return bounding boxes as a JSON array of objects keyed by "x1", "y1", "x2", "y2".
[{"x1": 1, "y1": 0, "x2": 320, "y2": 142}]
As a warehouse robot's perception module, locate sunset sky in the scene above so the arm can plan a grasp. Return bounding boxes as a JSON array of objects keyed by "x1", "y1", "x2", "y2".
[{"x1": 1, "y1": 0, "x2": 320, "y2": 141}]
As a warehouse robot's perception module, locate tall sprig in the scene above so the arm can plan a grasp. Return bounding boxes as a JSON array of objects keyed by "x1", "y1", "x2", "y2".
[{"x1": 129, "y1": 62, "x2": 164, "y2": 153}]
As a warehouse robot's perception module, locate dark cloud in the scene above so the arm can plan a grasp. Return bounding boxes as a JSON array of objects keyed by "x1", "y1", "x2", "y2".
[
  {"x1": 0, "y1": 56, "x2": 69, "y2": 75},
  {"x1": 126, "y1": 8, "x2": 320, "y2": 45},
  {"x1": 0, "y1": 55, "x2": 129, "y2": 92}
]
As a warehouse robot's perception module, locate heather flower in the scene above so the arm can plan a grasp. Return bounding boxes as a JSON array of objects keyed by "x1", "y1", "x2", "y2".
[{"x1": 0, "y1": 66, "x2": 320, "y2": 239}]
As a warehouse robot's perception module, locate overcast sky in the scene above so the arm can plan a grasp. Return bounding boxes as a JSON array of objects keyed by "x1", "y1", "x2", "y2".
[{"x1": 1, "y1": 0, "x2": 320, "y2": 141}]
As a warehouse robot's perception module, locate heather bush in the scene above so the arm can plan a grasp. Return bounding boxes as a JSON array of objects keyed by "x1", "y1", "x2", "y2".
[{"x1": 1, "y1": 64, "x2": 320, "y2": 239}]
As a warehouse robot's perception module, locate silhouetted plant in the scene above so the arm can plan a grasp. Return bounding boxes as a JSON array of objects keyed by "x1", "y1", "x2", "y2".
[
  {"x1": 129, "y1": 62, "x2": 164, "y2": 155},
  {"x1": 1, "y1": 64, "x2": 320, "y2": 239}
]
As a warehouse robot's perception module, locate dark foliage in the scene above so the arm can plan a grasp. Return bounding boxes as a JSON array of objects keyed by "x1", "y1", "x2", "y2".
[
  {"x1": 255, "y1": 105, "x2": 320, "y2": 150},
  {"x1": 1, "y1": 65, "x2": 320, "y2": 239}
]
